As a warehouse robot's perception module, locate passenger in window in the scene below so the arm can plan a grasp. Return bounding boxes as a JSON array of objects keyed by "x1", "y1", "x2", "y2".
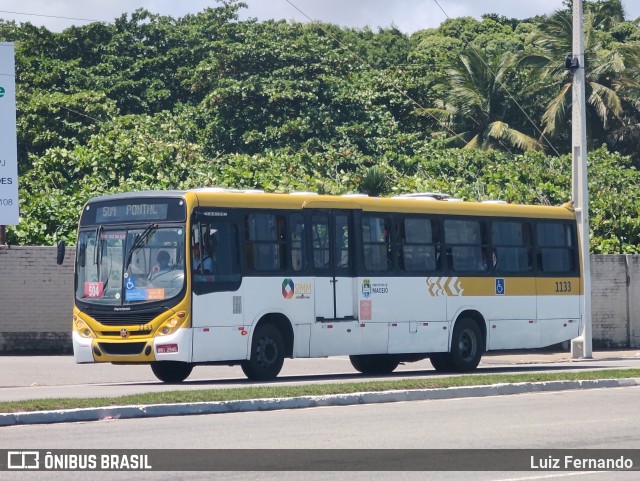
[
  {"x1": 480, "y1": 249, "x2": 497, "y2": 271},
  {"x1": 193, "y1": 242, "x2": 214, "y2": 273},
  {"x1": 480, "y1": 251, "x2": 489, "y2": 271}
]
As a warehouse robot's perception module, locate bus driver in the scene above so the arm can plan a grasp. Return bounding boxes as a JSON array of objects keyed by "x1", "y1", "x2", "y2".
[{"x1": 192, "y1": 242, "x2": 213, "y2": 273}]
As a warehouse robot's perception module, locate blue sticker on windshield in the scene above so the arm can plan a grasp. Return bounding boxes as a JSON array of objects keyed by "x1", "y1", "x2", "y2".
[
  {"x1": 125, "y1": 289, "x2": 146, "y2": 301},
  {"x1": 124, "y1": 275, "x2": 136, "y2": 290}
]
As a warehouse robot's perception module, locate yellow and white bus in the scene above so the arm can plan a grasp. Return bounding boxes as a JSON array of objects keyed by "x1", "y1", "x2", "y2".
[{"x1": 72, "y1": 189, "x2": 582, "y2": 382}]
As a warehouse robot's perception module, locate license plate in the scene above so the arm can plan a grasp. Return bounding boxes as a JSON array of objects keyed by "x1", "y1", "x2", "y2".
[{"x1": 156, "y1": 344, "x2": 178, "y2": 354}]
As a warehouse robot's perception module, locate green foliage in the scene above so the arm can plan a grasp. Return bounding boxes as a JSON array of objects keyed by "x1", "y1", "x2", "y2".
[
  {"x1": 516, "y1": 2, "x2": 640, "y2": 156},
  {"x1": 2, "y1": 0, "x2": 640, "y2": 255},
  {"x1": 358, "y1": 166, "x2": 390, "y2": 196}
]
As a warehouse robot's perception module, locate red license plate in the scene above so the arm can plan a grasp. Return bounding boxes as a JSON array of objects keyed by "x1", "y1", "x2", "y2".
[{"x1": 156, "y1": 344, "x2": 178, "y2": 354}]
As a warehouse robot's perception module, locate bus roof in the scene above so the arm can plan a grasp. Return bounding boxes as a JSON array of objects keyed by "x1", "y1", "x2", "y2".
[{"x1": 86, "y1": 189, "x2": 576, "y2": 220}]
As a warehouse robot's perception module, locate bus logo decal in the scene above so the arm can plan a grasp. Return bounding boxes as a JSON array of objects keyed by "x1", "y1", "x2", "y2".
[
  {"x1": 426, "y1": 277, "x2": 464, "y2": 297},
  {"x1": 362, "y1": 279, "x2": 371, "y2": 298},
  {"x1": 294, "y1": 282, "x2": 312, "y2": 299},
  {"x1": 120, "y1": 328, "x2": 129, "y2": 338},
  {"x1": 282, "y1": 279, "x2": 295, "y2": 299}
]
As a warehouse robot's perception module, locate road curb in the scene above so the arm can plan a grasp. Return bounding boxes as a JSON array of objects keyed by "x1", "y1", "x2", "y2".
[{"x1": 2, "y1": 377, "x2": 639, "y2": 427}]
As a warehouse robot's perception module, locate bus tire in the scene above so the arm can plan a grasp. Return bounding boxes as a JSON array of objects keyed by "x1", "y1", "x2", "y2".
[
  {"x1": 151, "y1": 361, "x2": 193, "y2": 383},
  {"x1": 349, "y1": 354, "x2": 399, "y2": 374},
  {"x1": 449, "y1": 317, "x2": 483, "y2": 372},
  {"x1": 242, "y1": 323, "x2": 285, "y2": 381},
  {"x1": 429, "y1": 353, "x2": 455, "y2": 372}
]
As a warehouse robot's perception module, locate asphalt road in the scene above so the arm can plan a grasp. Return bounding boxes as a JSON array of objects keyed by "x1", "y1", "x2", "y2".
[
  {"x1": 1, "y1": 353, "x2": 639, "y2": 402},
  {"x1": 2, "y1": 386, "x2": 640, "y2": 480}
]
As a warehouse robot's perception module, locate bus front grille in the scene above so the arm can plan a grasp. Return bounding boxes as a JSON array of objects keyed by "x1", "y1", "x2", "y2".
[
  {"x1": 98, "y1": 342, "x2": 147, "y2": 356},
  {"x1": 100, "y1": 331, "x2": 150, "y2": 337},
  {"x1": 88, "y1": 310, "x2": 167, "y2": 326}
]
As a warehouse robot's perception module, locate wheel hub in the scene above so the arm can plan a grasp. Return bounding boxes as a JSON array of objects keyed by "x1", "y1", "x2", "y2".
[{"x1": 256, "y1": 337, "x2": 277, "y2": 367}]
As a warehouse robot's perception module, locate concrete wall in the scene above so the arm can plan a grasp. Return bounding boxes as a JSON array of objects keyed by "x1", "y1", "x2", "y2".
[
  {"x1": 0, "y1": 248, "x2": 639, "y2": 353},
  {"x1": 0, "y1": 246, "x2": 76, "y2": 354},
  {"x1": 629, "y1": 257, "x2": 640, "y2": 347},
  {"x1": 590, "y1": 255, "x2": 629, "y2": 348}
]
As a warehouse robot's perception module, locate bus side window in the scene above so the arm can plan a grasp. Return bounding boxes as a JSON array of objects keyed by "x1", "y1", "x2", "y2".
[
  {"x1": 536, "y1": 222, "x2": 576, "y2": 273},
  {"x1": 444, "y1": 219, "x2": 488, "y2": 273},
  {"x1": 491, "y1": 221, "x2": 532, "y2": 273},
  {"x1": 398, "y1": 217, "x2": 437, "y2": 272},
  {"x1": 362, "y1": 215, "x2": 392, "y2": 272},
  {"x1": 246, "y1": 214, "x2": 286, "y2": 272}
]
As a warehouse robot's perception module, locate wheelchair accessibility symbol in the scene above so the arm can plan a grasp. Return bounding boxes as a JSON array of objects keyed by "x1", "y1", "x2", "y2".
[
  {"x1": 495, "y1": 278, "x2": 505, "y2": 295},
  {"x1": 124, "y1": 274, "x2": 136, "y2": 290}
]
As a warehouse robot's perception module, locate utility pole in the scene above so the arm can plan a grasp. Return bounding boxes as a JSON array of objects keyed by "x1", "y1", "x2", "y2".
[{"x1": 570, "y1": 0, "x2": 593, "y2": 359}]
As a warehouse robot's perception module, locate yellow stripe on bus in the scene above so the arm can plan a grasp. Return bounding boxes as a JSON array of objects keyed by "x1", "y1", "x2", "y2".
[{"x1": 425, "y1": 277, "x2": 581, "y2": 296}]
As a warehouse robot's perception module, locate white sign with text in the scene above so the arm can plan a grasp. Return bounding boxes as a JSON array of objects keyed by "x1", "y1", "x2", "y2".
[{"x1": 0, "y1": 42, "x2": 19, "y2": 225}]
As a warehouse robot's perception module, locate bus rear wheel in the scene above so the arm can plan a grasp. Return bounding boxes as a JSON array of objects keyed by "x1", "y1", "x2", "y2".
[
  {"x1": 451, "y1": 317, "x2": 483, "y2": 372},
  {"x1": 429, "y1": 353, "x2": 455, "y2": 372},
  {"x1": 151, "y1": 361, "x2": 193, "y2": 383},
  {"x1": 242, "y1": 324, "x2": 285, "y2": 381},
  {"x1": 430, "y1": 318, "x2": 483, "y2": 373},
  {"x1": 350, "y1": 354, "x2": 399, "y2": 374}
]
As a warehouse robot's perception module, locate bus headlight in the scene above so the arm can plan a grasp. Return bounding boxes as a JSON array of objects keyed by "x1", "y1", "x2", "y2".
[
  {"x1": 158, "y1": 318, "x2": 181, "y2": 336},
  {"x1": 74, "y1": 317, "x2": 95, "y2": 338}
]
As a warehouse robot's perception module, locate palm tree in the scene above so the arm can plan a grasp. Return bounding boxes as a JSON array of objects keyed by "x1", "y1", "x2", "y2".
[
  {"x1": 416, "y1": 45, "x2": 543, "y2": 152},
  {"x1": 358, "y1": 166, "x2": 389, "y2": 197},
  {"x1": 517, "y1": 1, "x2": 640, "y2": 150},
  {"x1": 587, "y1": 0, "x2": 626, "y2": 30}
]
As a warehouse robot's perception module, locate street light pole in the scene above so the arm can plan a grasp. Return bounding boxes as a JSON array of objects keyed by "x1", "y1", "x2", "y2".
[{"x1": 571, "y1": 0, "x2": 593, "y2": 359}]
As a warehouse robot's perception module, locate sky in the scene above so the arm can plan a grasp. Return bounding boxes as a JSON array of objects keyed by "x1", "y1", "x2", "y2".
[{"x1": 0, "y1": 0, "x2": 639, "y2": 34}]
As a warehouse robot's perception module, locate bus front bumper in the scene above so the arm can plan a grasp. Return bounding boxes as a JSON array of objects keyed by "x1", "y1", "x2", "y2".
[
  {"x1": 72, "y1": 331, "x2": 95, "y2": 363},
  {"x1": 72, "y1": 329, "x2": 193, "y2": 364}
]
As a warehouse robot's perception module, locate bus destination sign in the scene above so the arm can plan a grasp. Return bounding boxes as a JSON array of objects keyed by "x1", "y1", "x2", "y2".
[
  {"x1": 81, "y1": 197, "x2": 186, "y2": 226},
  {"x1": 95, "y1": 203, "x2": 169, "y2": 223}
]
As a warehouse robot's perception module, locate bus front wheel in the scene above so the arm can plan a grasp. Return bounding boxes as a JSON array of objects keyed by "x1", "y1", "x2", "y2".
[
  {"x1": 350, "y1": 354, "x2": 399, "y2": 374},
  {"x1": 151, "y1": 361, "x2": 193, "y2": 383},
  {"x1": 242, "y1": 323, "x2": 285, "y2": 381}
]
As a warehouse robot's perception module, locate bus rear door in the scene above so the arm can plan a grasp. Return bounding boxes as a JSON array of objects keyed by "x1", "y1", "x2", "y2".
[{"x1": 309, "y1": 209, "x2": 359, "y2": 356}]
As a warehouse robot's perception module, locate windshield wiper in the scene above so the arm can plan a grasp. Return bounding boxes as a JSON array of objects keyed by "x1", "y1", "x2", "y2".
[
  {"x1": 125, "y1": 223, "x2": 158, "y2": 270},
  {"x1": 94, "y1": 226, "x2": 104, "y2": 265},
  {"x1": 94, "y1": 225, "x2": 105, "y2": 284}
]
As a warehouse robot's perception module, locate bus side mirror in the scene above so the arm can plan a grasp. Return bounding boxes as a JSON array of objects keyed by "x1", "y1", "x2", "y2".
[{"x1": 57, "y1": 240, "x2": 66, "y2": 265}]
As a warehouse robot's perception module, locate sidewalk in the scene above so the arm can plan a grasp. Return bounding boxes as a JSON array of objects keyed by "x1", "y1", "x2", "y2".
[{"x1": 482, "y1": 348, "x2": 640, "y2": 365}]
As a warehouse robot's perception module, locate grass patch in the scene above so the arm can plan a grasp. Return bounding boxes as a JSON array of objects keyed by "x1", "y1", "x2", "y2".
[{"x1": 2, "y1": 369, "x2": 639, "y2": 414}]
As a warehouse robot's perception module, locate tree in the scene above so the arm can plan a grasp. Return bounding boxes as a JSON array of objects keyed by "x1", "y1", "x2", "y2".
[
  {"x1": 416, "y1": 46, "x2": 542, "y2": 152},
  {"x1": 517, "y1": 1, "x2": 640, "y2": 154}
]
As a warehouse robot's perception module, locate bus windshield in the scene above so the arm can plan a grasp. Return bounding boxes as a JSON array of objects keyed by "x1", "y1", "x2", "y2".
[{"x1": 75, "y1": 226, "x2": 186, "y2": 306}]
